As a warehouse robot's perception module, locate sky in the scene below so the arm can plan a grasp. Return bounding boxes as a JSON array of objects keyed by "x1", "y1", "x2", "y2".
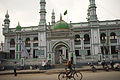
[{"x1": 0, "y1": 0, "x2": 120, "y2": 42}]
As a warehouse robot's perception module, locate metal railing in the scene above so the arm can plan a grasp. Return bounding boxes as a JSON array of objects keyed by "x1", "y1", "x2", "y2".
[{"x1": 76, "y1": 54, "x2": 120, "y2": 63}]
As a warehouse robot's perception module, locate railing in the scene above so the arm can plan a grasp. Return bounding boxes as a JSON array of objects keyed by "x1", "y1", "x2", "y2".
[
  {"x1": 110, "y1": 39, "x2": 117, "y2": 43},
  {"x1": 1, "y1": 54, "x2": 120, "y2": 66},
  {"x1": 25, "y1": 44, "x2": 30, "y2": 47},
  {"x1": 76, "y1": 54, "x2": 120, "y2": 63},
  {"x1": 33, "y1": 43, "x2": 38, "y2": 47},
  {"x1": 84, "y1": 41, "x2": 90, "y2": 44},
  {"x1": 10, "y1": 45, "x2": 15, "y2": 48},
  {"x1": 1, "y1": 58, "x2": 46, "y2": 66},
  {"x1": 75, "y1": 42, "x2": 81, "y2": 45},
  {"x1": 101, "y1": 40, "x2": 106, "y2": 43}
]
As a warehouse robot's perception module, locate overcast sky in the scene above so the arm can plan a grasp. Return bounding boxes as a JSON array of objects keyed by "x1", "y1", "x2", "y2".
[{"x1": 0, "y1": 0, "x2": 120, "y2": 42}]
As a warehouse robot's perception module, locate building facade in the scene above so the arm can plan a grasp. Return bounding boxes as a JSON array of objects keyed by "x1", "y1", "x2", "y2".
[{"x1": 2, "y1": 0, "x2": 120, "y2": 65}]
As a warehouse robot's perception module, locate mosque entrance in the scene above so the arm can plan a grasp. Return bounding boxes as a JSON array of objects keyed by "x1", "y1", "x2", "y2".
[{"x1": 54, "y1": 45, "x2": 68, "y2": 64}]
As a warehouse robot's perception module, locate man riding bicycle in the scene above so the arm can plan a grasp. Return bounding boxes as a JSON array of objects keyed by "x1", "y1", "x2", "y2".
[
  {"x1": 66, "y1": 57, "x2": 74, "y2": 77},
  {"x1": 58, "y1": 57, "x2": 83, "y2": 80}
]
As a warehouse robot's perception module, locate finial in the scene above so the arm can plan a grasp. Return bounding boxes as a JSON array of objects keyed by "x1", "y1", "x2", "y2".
[
  {"x1": 7, "y1": 10, "x2": 8, "y2": 14},
  {"x1": 52, "y1": 9, "x2": 54, "y2": 13},
  {"x1": 5, "y1": 10, "x2": 9, "y2": 18},
  {"x1": 60, "y1": 13, "x2": 62, "y2": 21},
  {"x1": 18, "y1": 21, "x2": 20, "y2": 26}
]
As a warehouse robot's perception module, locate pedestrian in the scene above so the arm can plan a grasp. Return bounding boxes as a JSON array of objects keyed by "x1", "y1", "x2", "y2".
[
  {"x1": 110, "y1": 60, "x2": 114, "y2": 69},
  {"x1": 41, "y1": 60, "x2": 46, "y2": 70},
  {"x1": 101, "y1": 60, "x2": 105, "y2": 68},
  {"x1": 14, "y1": 62, "x2": 17, "y2": 76},
  {"x1": 59, "y1": 54, "x2": 63, "y2": 64}
]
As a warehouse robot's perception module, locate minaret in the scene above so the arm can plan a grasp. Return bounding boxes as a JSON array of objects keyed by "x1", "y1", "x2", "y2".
[
  {"x1": 89, "y1": 0, "x2": 98, "y2": 22},
  {"x1": 51, "y1": 9, "x2": 55, "y2": 25},
  {"x1": 88, "y1": 0, "x2": 101, "y2": 56},
  {"x1": 39, "y1": 0, "x2": 46, "y2": 26},
  {"x1": 3, "y1": 10, "x2": 10, "y2": 32},
  {"x1": 38, "y1": 0, "x2": 47, "y2": 59}
]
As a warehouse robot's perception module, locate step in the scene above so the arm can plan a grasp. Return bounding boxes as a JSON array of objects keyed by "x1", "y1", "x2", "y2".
[{"x1": 54, "y1": 64, "x2": 66, "y2": 68}]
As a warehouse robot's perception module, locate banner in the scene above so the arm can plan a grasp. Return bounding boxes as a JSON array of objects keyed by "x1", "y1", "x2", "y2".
[{"x1": 64, "y1": 10, "x2": 67, "y2": 15}]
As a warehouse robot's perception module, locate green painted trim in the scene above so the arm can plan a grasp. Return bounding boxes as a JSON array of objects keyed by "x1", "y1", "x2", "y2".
[
  {"x1": 16, "y1": 44, "x2": 18, "y2": 51},
  {"x1": 19, "y1": 42, "x2": 21, "y2": 59},
  {"x1": 49, "y1": 54, "x2": 51, "y2": 59},
  {"x1": 19, "y1": 52, "x2": 21, "y2": 59},
  {"x1": 71, "y1": 53, "x2": 74, "y2": 63},
  {"x1": 52, "y1": 41, "x2": 70, "y2": 52},
  {"x1": 49, "y1": 60, "x2": 51, "y2": 64},
  {"x1": 22, "y1": 59, "x2": 23, "y2": 65},
  {"x1": 16, "y1": 53, "x2": 18, "y2": 59},
  {"x1": 72, "y1": 53, "x2": 74, "y2": 57}
]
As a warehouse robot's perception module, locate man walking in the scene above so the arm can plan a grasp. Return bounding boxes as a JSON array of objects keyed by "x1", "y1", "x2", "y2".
[{"x1": 14, "y1": 62, "x2": 17, "y2": 76}]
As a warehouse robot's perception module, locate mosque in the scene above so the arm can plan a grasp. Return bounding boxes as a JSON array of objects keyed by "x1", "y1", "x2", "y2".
[{"x1": 2, "y1": 0, "x2": 120, "y2": 65}]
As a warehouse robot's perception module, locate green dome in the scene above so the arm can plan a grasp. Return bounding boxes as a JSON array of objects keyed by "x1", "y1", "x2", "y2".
[
  {"x1": 53, "y1": 20, "x2": 69, "y2": 30},
  {"x1": 16, "y1": 22, "x2": 21, "y2": 31}
]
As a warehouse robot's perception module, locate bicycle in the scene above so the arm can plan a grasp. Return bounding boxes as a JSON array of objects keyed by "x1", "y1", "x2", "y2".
[{"x1": 58, "y1": 67, "x2": 83, "y2": 80}]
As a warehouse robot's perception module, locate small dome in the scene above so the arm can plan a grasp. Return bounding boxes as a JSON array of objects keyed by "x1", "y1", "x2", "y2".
[
  {"x1": 16, "y1": 22, "x2": 21, "y2": 31},
  {"x1": 53, "y1": 20, "x2": 69, "y2": 30}
]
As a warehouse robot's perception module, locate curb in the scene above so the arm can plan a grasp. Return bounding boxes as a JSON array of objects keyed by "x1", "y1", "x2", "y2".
[{"x1": 0, "y1": 68, "x2": 104, "y2": 75}]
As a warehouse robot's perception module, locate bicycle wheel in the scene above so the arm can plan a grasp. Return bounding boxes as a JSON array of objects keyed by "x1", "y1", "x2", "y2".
[
  {"x1": 73, "y1": 72, "x2": 83, "y2": 80},
  {"x1": 58, "y1": 72, "x2": 66, "y2": 80}
]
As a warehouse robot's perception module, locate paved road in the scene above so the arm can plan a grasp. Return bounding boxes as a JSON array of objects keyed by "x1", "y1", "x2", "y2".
[{"x1": 0, "y1": 71, "x2": 120, "y2": 80}]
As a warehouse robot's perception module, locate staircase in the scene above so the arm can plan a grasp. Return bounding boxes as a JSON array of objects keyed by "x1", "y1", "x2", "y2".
[
  {"x1": 54, "y1": 63, "x2": 66, "y2": 68},
  {"x1": 62, "y1": 59, "x2": 67, "y2": 63},
  {"x1": 54, "y1": 59, "x2": 67, "y2": 68}
]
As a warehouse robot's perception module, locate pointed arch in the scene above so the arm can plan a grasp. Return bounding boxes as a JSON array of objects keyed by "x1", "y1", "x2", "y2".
[{"x1": 52, "y1": 41, "x2": 70, "y2": 52}]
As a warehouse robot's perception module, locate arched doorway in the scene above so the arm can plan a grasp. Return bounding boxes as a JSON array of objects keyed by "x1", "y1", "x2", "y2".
[
  {"x1": 52, "y1": 41, "x2": 70, "y2": 64},
  {"x1": 54, "y1": 45, "x2": 68, "y2": 64}
]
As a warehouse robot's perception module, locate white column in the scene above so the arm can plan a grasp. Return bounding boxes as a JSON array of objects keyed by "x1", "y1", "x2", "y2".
[
  {"x1": 117, "y1": 36, "x2": 120, "y2": 59},
  {"x1": 108, "y1": 34, "x2": 112, "y2": 59},
  {"x1": 5, "y1": 38, "x2": 10, "y2": 52},
  {"x1": 117, "y1": 36, "x2": 120, "y2": 45},
  {"x1": 91, "y1": 29, "x2": 101, "y2": 55},
  {"x1": 81, "y1": 37, "x2": 84, "y2": 50},
  {"x1": 52, "y1": 52, "x2": 55, "y2": 64},
  {"x1": 68, "y1": 52, "x2": 71, "y2": 61},
  {"x1": 62, "y1": 47, "x2": 66, "y2": 59}
]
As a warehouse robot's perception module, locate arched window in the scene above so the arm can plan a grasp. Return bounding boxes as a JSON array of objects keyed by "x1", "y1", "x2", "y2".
[
  {"x1": 10, "y1": 39, "x2": 15, "y2": 47},
  {"x1": 25, "y1": 38, "x2": 30, "y2": 47},
  {"x1": 100, "y1": 33, "x2": 106, "y2": 43},
  {"x1": 84, "y1": 34, "x2": 90, "y2": 44},
  {"x1": 110, "y1": 32, "x2": 117, "y2": 43},
  {"x1": 110, "y1": 32, "x2": 117, "y2": 40},
  {"x1": 33, "y1": 37, "x2": 38, "y2": 47},
  {"x1": 74, "y1": 34, "x2": 81, "y2": 45}
]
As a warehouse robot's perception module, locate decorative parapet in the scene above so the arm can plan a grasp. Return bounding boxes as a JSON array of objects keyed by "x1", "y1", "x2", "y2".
[
  {"x1": 8, "y1": 26, "x2": 39, "y2": 33},
  {"x1": 72, "y1": 20, "x2": 120, "y2": 29}
]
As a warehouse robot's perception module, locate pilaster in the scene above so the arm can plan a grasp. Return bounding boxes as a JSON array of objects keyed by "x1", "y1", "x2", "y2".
[{"x1": 30, "y1": 37, "x2": 34, "y2": 58}]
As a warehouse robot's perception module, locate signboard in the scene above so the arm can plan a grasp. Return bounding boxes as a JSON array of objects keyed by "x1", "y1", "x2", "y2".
[
  {"x1": 79, "y1": 50, "x2": 87, "y2": 55},
  {"x1": 35, "y1": 50, "x2": 44, "y2": 56}
]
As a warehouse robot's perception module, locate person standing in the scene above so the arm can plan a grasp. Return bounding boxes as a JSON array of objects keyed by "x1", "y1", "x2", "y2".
[
  {"x1": 59, "y1": 54, "x2": 63, "y2": 64},
  {"x1": 110, "y1": 60, "x2": 114, "y2": 69},
  {"x1": 14, "y1": 62, "x2": 17, "y2": 76}
]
